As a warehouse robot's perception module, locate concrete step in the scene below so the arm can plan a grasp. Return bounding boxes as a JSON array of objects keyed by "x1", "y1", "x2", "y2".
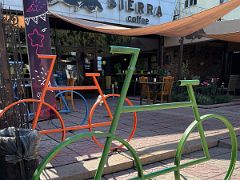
[
  {"x1": 218, "y1": 135, "x2": 240, "y2": 150},
  {"x1": 40, "y1": 128, "x2": 240, "y2": 180}
]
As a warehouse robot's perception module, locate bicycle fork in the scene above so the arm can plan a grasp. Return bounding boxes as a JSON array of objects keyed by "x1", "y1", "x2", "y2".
[{"x1": 174, "y1": 83, "x2": 210, "y2": 179}]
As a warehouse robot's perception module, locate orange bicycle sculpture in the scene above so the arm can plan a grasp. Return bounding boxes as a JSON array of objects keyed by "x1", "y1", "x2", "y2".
[{"x1": 0, "y1": 54, "x2": 137, "y2": 149}]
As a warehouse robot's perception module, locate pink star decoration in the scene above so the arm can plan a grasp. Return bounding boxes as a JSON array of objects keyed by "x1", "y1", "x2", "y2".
[{"x1": 28, "y1": 28, "x2": 45, "y2": 54}]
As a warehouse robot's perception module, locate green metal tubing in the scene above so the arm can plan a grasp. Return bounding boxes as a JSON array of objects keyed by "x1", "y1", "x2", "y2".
[
  {"x1": 95, "y1": 46, "x2": 140, "y2": 179},
  {"x1": 33, "y1": 132, "x2": 144, "y2": 180},
  {"x1": 121, "y1": 101, "x2": 193, "y2": 113},
  {"x1": 187, "y1": 85, "x2": 211, "y2": 161},
  {"x1": 179, "y1": 156, "x2": 208, "y2": 169},
  {"x1": 178, "y1": 80, "x2": 200, "y2": 86},
  {"x1": 131, "y1": 157, "x2": 207, "y2": 180},
  {"x1": 174, "y1": 114, "x2": 238, "y2": 180},
  {"x1": 131, "y1": 166, "x2": 178, "y2": 180},
  {"x1": 110, "y1": 46, "x2": 140, "y2": 55}
]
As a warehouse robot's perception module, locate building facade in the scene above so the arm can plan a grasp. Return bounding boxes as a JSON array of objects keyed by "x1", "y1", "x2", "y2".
[
  {"x1": 164, "y1": 0, "x2": 240, "y2": 84},
  {"x1": 0, "y1": 0, "x2": 178, "y2": 94}
]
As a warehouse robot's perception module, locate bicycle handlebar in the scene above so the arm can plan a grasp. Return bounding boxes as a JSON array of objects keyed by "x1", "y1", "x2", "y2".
[
  {"x1": 178, "y1": 80, "x2": 200, "y2": 86},
  {"x1": 110, "y1": 46, "x2": 140, "y2": 55},
  {"x1": 37, "y1": 54, "x2": 57, "y2": 60},
  {"x1": 85, "y1": 73, "x2": 100, "y2": 77}
]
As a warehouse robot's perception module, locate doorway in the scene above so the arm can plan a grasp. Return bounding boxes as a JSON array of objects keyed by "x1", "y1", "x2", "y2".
[{"x1": 230, "y1": 52, "x2": 240, "y2": 75}]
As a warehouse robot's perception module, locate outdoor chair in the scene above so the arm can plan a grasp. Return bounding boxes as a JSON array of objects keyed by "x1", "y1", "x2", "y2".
[
  {"x1": 60, "y1": 78, "x2": 77, "y2": 111},
  {"x1": 139, "y1": 76, "x2": 151, "y2": 104},
  {"x1": 227, "y1": 74, "x2": 240, "y2": 95},
  {"x1": 158, "y1": 76, "x2": 174, "y2": 103}
]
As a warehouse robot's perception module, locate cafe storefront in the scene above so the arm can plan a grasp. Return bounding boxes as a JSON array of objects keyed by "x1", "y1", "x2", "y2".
[
  {"x1": 2, "y1": 0, "x2": 176, "y2": 94},
  {"x1": 1, "y1": 0, "x2": 240, "y2": 96}
]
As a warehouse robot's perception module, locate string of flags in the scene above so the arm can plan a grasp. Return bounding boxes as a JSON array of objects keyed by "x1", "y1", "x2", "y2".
[{"x1": 25, "y1": 11, "x2": 48, "y2": 26}]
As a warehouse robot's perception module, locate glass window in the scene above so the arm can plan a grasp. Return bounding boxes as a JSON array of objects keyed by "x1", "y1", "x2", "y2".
[
  {"x1": 184, "y1": 0, "x2": 189, "y2": 8},
  {"x1": 220, "y1": 0, "x2": 228, "y2": 3},
  {"x1": 190, "y1": 0, "x2": 194, "y2": 6}
]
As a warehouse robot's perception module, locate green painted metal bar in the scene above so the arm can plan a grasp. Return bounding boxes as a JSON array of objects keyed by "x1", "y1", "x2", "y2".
[
  {"x1": 174, "y1": 114, "x2": 238, "y2": 180},
  {"x1": 174, "y1": 85, "x2": 210, "y2": 179},
  {"x1": 131, "y1": 157, "x2": 207, "y2": 180},
  {"x1": 95, "y1": 46, "x2": 141, "y2": 179},
  {"x1": 131, "y1": 166, "x2": 178, "y2": 180},
  {"x1": 33, "y1": 132, "x2": 144, "y2": 180},
  {"x1": 200, "y1": 114, "x2": 238, "y2": 180},
  {"x1": 179, "y1": 80, "x2": 200, "y2": 86},
  {"x1": 34, "y1": 46, "x2": 237, "y2": 180},
  {"x1": 174, "y1": 119, "x2": 198, "y2": 179},
  {"x1": 179, "y1": 156, "x2": 208, "y2": 169},
  {"x1": 187, "y1": 85, "x2": 211, "y2": 159},
  {"x1": 121, "y1": 101, "x2": 193, "y2": 113}
]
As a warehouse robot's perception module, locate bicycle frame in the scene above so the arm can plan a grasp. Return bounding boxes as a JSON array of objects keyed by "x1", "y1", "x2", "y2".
[
  {"x1": 32, "y1": 46, "x2": 238, "y2": 179},
  {"x1": 10, "y1": 46, "x2": 238, "y2": 180},
  {"x1": 95, "y1": 46, "x2": 237, "y2": 179},
  {"x1": 32, "y1": 54, "x2": 112, "y2": 128},
  {"x1": 0, "y1": 55, "x2": 137, "y2": 143}
]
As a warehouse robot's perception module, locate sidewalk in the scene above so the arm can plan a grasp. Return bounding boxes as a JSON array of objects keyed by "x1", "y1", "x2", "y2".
[
  {"x1": 104, "y1": 146, "x2": 240, "y2": 179},
  {"x1": 37, "y1": 97, "x2": 240, "y2": 179}
]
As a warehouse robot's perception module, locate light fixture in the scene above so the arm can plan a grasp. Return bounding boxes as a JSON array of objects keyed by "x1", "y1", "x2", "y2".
[{"x1": 61, "y1": 59, "x2": 72, "y2": 63}]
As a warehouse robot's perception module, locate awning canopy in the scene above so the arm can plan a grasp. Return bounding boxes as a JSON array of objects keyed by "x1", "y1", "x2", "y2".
[
  {"x1": 50, "y1": 0, "x2": 240, "y2": 38},
  {"x1": 203, "y1": 19, "x2": 240, "y2": 43}
]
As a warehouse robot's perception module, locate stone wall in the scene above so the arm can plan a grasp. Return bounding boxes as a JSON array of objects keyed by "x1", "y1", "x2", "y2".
[{"x1": 163, "y1": 41, "x2": 225, "y2": 81}]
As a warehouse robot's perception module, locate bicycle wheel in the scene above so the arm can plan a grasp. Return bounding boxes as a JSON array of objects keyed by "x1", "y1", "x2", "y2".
[
  {"x1": 55, "y1": 90, "x2": 89, "y2": 125},
  {"x1": 0, "y1": 99, "x2": 66, "y2": 141},
  {"x1": 174, "y1": 114, "x2": 237, "y2": 180},
  {"x1": 0, "y1": 100, "x2": 30, "y2": 128},
  {"x1": 88, "y1": 94, "x2": 137, "y2": 150},
  {"x1": 32, "y1": 132, "x2": 144, "y2": 180}
]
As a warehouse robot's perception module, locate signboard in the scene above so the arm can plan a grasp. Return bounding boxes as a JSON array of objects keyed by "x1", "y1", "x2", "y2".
[
  {"x1": 2, "y1": 0, "x2": 176, "y2": 27},
  {"x1": 23, "y1": 0, "x2": 56, "y2": 118},
  {"x1": 48, "y1": 0, "x2": 176, "y2": 26}
]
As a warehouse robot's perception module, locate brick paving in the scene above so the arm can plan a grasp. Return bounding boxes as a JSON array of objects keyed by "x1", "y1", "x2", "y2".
[
  {"x1": 104, "y1": 147, "x2": 240, "y2": 179},
  {"x1": 36, "y1": 96, "x2": 240, "y2": 179}
]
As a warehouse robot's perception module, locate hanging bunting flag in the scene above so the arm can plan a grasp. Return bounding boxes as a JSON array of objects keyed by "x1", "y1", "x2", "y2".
[
  {"x1": 24, "y1": 11, "x2": 48, "y2": 26},
  {"x1": 39, "y1": 13, "x2": 47, "y2": 21},
  {"x1": 32, "y1": 16, "x2": 39, "y2": 24},
  {"x1": 25, "y1": 18, "x2": 30, "y2": 26}
]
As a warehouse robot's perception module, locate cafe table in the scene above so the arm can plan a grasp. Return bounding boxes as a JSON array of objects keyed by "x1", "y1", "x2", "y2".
[{"x1": 139, "y1": 81, "x2": 163, "y2": 105}]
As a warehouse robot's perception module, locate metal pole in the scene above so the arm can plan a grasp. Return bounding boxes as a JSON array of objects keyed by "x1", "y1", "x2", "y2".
[
  {"x1": 178, "y1": 37, "x2": 184, "y2": 80},
  {"x1": 95, "y1": 46, "x2": 140, "y2": 179}
]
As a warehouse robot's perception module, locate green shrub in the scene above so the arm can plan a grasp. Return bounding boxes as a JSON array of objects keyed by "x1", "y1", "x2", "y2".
[
  {"x1": 214, "y1": 95, "x2": 232, "y2": 104},
  {"x1": 172, "y1": 91, "x2": 189, "y2": 102},
  {"x1": 196, "y1": 94, "x2": 214, "y2": 105},
  {"x1": 172, "y1": 86, "x2": 232, "y2": 105}
]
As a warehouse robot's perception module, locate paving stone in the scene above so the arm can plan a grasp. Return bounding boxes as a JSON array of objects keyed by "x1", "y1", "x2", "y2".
[{"x1": 36, "y1": 98, "x2": 240, "y2": 179}]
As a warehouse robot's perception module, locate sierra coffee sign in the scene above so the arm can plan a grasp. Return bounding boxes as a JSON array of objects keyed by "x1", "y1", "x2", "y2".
[
  {"x1": 119, "y1": 0, "x2": 162, "y2": 25},
  {"x1": 48, "y1": 0, "x2": 176, "y2": 26}
]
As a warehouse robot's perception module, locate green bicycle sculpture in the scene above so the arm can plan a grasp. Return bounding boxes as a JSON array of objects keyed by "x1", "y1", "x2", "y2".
[{"x1": 33, "y1": 46, "x2": 237, "y2": 180}]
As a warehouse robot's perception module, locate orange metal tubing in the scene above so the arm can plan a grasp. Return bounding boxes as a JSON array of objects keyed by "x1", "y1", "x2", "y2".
[
  {"x1": 0, "y1": 54, "x2": 137, "y2": 147},
  {"x1": 92, "y1": 76, "x2": 113, "y2": 120},
  {"x1": 33, "y1": 55, "x2": 57, "y2": 129},
  {"x1": 0, "y1": 98, "x2": 66, "y2": 141},
  {"x1": 85, "y1": 73, "x2": 100, "y2": 77},
  {"x1": 40, "y1": 121, "x2": 112, "y2": 134},
  {"x1": 47, "y1": 86, "x2": 98, "y2": 91},
  {"x1": 88, "y1": 94, "x2": 137, "y2": 150}
]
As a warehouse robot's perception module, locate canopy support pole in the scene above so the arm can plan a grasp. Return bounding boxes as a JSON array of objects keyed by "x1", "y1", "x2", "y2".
[{"x1": 178, "y1": 37, "x2": 184, "y2": 80}]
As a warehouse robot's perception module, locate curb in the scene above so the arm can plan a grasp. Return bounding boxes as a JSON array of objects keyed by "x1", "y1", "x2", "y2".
[{"x1": 40, "y1": 129, "x2": 240, "y2": 180}]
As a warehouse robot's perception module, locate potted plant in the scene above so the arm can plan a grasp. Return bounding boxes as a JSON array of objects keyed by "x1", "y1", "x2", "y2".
[
  {"x1": 181, "y1": 61, "x2": 190, "y2": 79},
  {"x1": 114, "y1": 63, "x2": 121, "y2": 74}
]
